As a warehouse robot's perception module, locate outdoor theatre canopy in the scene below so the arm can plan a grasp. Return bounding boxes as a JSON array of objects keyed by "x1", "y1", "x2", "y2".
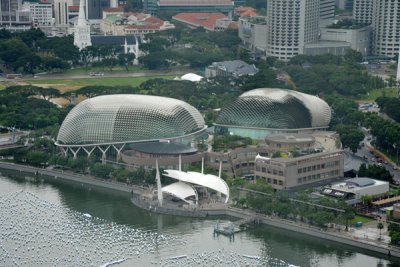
[
  {"x1": 163, "y1": 170, "x2": 230, "y2": 203},
  {"x1": 161, "y1": 182, "x2": 198, "y2": 204}
]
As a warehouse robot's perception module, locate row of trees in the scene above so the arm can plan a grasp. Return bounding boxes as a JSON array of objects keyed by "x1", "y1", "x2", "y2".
[
  {"x1": 235, "y1": 180, "x2": 355, "y2": 228},
  {"x1": 358, "y1": 163, "x2": 393, "y2": 183}
]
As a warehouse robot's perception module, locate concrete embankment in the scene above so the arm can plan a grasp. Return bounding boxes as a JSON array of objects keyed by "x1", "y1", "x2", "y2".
[
  {"x1": 1, "y1": 161, "x2": 400, "y2": 259},
  {"x1": 0, "y1": 162, "x2": 147, "y2": 195}
]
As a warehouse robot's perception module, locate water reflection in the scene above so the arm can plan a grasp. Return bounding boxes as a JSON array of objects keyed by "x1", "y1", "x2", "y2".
[{"x1": 0, "y1": 172, "x2": 399, "y2": 267}]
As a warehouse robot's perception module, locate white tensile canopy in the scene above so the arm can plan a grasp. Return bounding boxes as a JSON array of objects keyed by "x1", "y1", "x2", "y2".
[
  {"x1": 163, "y1": 170, "x2": 230, "y2": 203},
  {"x1": 161, "y1": 182, "x2": 198, "y2": 204},
  {"x1": 181, "y1": 73, "x2": 203, "y2": 82}
]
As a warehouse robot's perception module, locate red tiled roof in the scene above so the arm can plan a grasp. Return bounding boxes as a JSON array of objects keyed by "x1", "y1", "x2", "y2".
[
  {"x1": 235, "y1": 6, "x2": 258, "y2": 17},
  {"x1": 173, "y1": 12, "x2": 226, "y2": 30}
]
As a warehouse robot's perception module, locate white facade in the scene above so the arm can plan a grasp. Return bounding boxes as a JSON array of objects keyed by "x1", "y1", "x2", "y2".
[
  {"x1": 266, "y1": 0, "x2": 320, "y2": 61},
  {"x1": 329, "y1": 178, "x2": 389, "y2": 200},
  {"x1": 24, "y1": 2, "x2": 53, "y2": 26},
  {"x1": 74, "y1": 0, "x2": 91, "y2": 50},
  {"x1": 320, "y1": 25, "x2": 371, "y2": 53},
  {"x1": 320, "y1": 0, "x2": 335, "y2": 20},
  {"x1": 238, "y1": 16, "x2": 268, "y2": 52},
  {"x1": 353, "y1": 0, "x2": 373, "y2": 24},
  {"x1": 54, "y1": 0, "x2": 69, "y2": 27},
  {"x1": 372, "y1": 0, "x2": 400, "y2": 57}
]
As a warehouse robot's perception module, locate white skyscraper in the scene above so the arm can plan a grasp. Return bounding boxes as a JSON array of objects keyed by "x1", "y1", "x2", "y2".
[
  {"x1": 54, "y1": 0, "x2": 69, "y2": 27},
  {"x1": 353, "y1": 0, "x2": 373, "y2": 24},
  {"x1": 74, "y1": 0, "x2": 91, "y2": 50},
  {"x1": 266, "y1": 0, "x2": 320, "y2": 61},
  {"x1": 372, "y1": 0, "x2": 400, "y2": 56}
]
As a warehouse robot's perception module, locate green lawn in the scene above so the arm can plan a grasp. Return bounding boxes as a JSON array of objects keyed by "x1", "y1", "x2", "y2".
[
  {"x1": 350, "y1": 215, "x2": 374, "y2": 224},
  {"x1": 0, "y1": 84, "x2": 5, "y2": 90},
  {"x1": 358, "y1": 87, "x2": 398, "y2": 102},
  {"x1": 24, "y1": 76, "x2": 174, "y2": 90}
]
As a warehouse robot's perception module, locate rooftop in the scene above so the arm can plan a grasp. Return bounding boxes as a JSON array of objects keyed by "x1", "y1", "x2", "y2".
[
  {"x1": 209, "y1": 60, "x2": 258, "y2": 76},
  {"x1": 265, "y1": 133, "x2": 315, "y2": 144},
  {"x1": 173, "y1": 12, "x2": 227, "y2": 31},
  {"x1": 159, "y1": 0, "x2": 233, "y2": 6}
]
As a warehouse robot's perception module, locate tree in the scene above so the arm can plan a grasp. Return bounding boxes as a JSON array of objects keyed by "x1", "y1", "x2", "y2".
[
  {"x1": 13, "y1": 53, "x2": 42, "y2": 74},
  {"x1": 90, "y1": 163, "x2": 114, "y2": 179},
  {"x1": 378, "y1": 222, "x2": 384, "y2": 240},
  {"x1": 335, "y1": 125, "x2": 364, "y2": 153},
  {"x1": 0, "y1": 38, "x2": 30, "y2": 67},
  {"x1": 26, "y1": 151, "x2": 49, "y2": 166},
  {"x1": 118, "y1": 53, "x2": 135, "y2": 71}
]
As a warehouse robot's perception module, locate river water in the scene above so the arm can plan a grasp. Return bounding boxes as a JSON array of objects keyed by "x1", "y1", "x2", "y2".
[{"x1": 0, "y1": 172, "x2": 397, "y2": 267}]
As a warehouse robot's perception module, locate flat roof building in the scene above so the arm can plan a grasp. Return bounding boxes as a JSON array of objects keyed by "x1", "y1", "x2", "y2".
[
  {"x1": 255, "y1": 150, "x2": 344, "y2": 190},
  {"x1": 322, "y1": 177, "x2": 389, "y2": 203}
]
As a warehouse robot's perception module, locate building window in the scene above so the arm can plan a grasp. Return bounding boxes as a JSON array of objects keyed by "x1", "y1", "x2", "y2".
[
  {"x1": 273, "y1": 179, "x2": 277, "y2": 184},
  {"x1": 278, "y1": 180, "x2": 283, "y2": 186}
]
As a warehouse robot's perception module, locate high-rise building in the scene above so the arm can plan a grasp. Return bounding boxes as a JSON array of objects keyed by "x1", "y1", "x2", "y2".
[
  {"x1": 24, "y1": 2, "x2": 53, "y2": 27},
  {"x1": 320, "y1": 0, "x2": 335, "y2": 20},
  {"x1": 85, "y1": 0, "x2": 110, "y2": 20},
  {"x1": 0, "y1": 0, "x2": 28, "y2": 26},
  {"x1": 266, "y1": 0, "x2": 320, "y2": 61},
  {"x1": 74, "y1": 0, "x2": 91, "y2": 50},
  {"x1": 372, "y1": 0, "x2": 400, "y2": 57},
  {"x1": 353, "y1": 0, "x2": 373, "y2": 24},
  {"x1": 54, "y1": 0, "x2": 69, "y2": 27}
]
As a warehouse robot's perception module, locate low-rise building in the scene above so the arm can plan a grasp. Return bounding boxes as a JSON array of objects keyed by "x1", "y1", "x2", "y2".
[
  {"x1": 172, "y1": 13, "x2": 229, "y2": 31},
  {"x1": 265, "y1": 134, "x2": 318, "y2": 154},
  {"x1": 321, "y1": 177, "x2": 389, "y2": 203},
  {"x1": 254, "y1": 151, "x2": 344, "y2": 190},
  {"x1": 157, "y1": 0, "x2": 234, "y2": 15},
  {"x1": 100, "y1": 12, "x2": 175, "y2": 36},
  {"x1": 205, "y1": 60, "x2": 258, "y2": 78},
  {"x1": 319, "y1": 25, "x2": 371, "y2": 54}
]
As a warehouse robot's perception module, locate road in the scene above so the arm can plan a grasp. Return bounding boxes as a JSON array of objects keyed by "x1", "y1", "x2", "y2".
[
  {"x1": 354, "y1": 136, "x2": 400, "y2": 180},
  {"x1": 14, "y1": 69, "x2": 191, "y2": 81}
]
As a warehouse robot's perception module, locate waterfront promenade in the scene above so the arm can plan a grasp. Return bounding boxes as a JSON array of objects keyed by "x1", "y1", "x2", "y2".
[{"x1": 1, "y1": 161, "x2": 400, "y2": 259}]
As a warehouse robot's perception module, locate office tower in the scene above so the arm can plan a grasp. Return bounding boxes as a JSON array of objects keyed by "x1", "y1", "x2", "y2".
[
  {"x1": 85, "y1": 0, "x2": 110, "y2": 20},
  {"x1": 0, "y1": 0, "x2": 24, "y2": 26},
  {"x1": 54, "y1": 0, "x2": 69, "y2": 26},
  {"x1": 353, "y1": 0, "x2": 373, "y2": 24},
  {"x1": 74, "y1": 0, "x2": 91, "y2": 50},
  {"x1": 372, "y1": 0, "x2": 400, "y2": 56},
  {"x1": 266, "y1": 0, "x2": 320, "y2": 61},
  {"x1": 320, "y1": 0, "x2": 335, "y2": 20}
]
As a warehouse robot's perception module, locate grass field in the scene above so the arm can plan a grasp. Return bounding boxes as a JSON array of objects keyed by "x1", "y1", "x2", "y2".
[
  {"x1": 24, "y1": 76, "x2": 174, "y2": 92},
  {"x1": 351, "y1": 215, "x2": 374, "y2": 225},
  {"x1": 358, "y1": 87, "x2": 398, "y2": 102}
]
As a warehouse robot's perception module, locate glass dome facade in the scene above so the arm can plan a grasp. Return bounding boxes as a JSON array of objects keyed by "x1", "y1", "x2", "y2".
[
  {"x1": 56, "y1": 95, "x2": 205, "y2": 146},
  {"x1": 215, "y1": 88, "x2": 331, "y2": 139}
]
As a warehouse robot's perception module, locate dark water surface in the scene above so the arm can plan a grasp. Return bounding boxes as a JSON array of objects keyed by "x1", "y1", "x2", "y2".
[{"x1": 0, "y1": 172, "x2": 398, "y2": 267}]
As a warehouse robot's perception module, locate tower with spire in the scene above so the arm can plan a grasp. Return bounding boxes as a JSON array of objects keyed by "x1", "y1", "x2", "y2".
[{"x1": 74, "y1": 0, "x2": 91, "y2": 50}]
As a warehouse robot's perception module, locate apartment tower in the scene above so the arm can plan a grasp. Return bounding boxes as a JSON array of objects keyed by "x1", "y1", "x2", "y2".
[{"x1": 266, "y1": 0, "x2": 320, "y2": 61}]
